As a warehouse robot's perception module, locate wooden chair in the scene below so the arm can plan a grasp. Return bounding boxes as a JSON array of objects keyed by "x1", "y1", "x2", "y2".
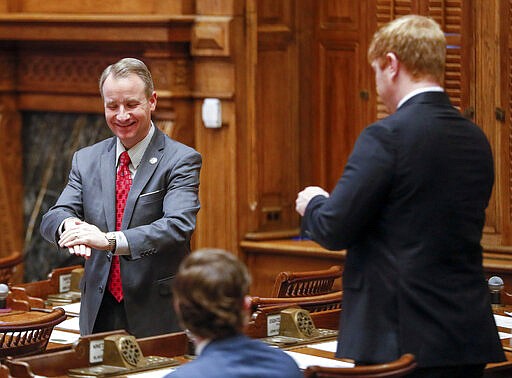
[
  {"x1": 246, "y1": 302, "x2": 341, "y2": 338},
  {"x1": 0, "y1": 252, "x2": 23, "y2": 285},
  {"x1": 246, "y1": 291, "x2": 343, "y2": 337},
  {"x1": 0, "y1": 307, "x2": 67, "y2": 359},
  {"x1": 7, "y1": 288, "x2": 45, "y2": 311},
  {"x1": 251, "y1": 291, "x2": 342, "y2": 314},
  {"x1": 10, "y1": 265, "x2": 82, "y2": 308},
  {"x1": 0, "y1": 364, "x2": 9, "y2": 378},
  {"x1": 271, "y1": 265, "x2": 342, "y2": 298},
  {"x1": 303, "y1": 354, "x2": 417, "y2": 378}
]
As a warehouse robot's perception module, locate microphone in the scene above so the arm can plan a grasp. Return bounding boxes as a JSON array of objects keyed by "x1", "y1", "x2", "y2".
[
  {"x1": 488, "y1": 276, "x2": 504, "y2": 307},
  {"x1": 0, "y1": 283, "x2": 8, "y2": 309}
]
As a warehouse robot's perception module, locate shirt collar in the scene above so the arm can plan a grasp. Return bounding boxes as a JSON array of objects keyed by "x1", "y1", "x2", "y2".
[
  {"x1": 195, "y1": 338, "x2": 211, "y2": 355},
  {"x1": 115, "y1": 123, "x2": 155, "y2": 169},
  {"x1": 397, "y1": 86, "x2": 444, "y2": 109}
]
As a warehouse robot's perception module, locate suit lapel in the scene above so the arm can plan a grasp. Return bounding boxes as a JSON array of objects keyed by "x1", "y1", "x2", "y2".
[
  {"x1": 121, "y1": 129, "x2": 166, "y2": 229},
  {"x1": 101, "y1": 140, "x2": 117, "y2": 232}
]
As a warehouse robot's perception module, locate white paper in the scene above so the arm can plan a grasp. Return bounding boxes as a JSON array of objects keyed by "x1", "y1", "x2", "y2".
[
  {"x1": 285, "y1": 351, "x2": 354, "y2": 370},
  {"x1": 49, "y1": 329, "x2": 80, "y2": 344},
  {"x1": 499, "y1": 332, "x2": 512, "y2": 340},
  {"x1": 126, "y1": 367, "x2": 177, "y2": 377},
  {"x1": 494, "y1": 314, "x2": 512, "y2": 329},
  {"x1": 55, "y1": 316, "x2": 80, "y2": 332},
  {"x1": 306, "y1": 340, "x2": 338, "y2": 353}
]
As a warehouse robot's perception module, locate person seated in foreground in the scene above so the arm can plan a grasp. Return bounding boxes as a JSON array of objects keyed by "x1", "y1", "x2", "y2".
[{"x1": 165, "y1": 248, "x2": 302, "y2": 378}]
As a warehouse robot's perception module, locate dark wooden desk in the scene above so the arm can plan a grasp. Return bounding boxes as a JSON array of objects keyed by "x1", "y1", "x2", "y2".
[
  {"x1": 4, "y1": 331, "x2": 189, "y2": 378},
  {"x1": 240, "y1": 239, "x2": 345, "y2": 296},
  {"x1": 241, "y1": 239, "x2": 512, "y2": 305},
  {"x1": 4, "y1": 305, "x2": 512, "y2": 377},
  {"x1": 484, "y1": 306, "x2": 512, "y2": 377}
]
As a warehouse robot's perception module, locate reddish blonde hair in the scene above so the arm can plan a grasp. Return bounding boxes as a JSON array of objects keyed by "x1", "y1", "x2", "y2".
[{"x1": 368, "y1": 15, "x2": 446, "y2": 83}]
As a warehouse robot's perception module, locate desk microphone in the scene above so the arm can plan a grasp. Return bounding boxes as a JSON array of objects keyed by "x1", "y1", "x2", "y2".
[
  {"x1": 0, "y1": 283, "x2": 8, "y2": 309},
  {"x1": 488, "y1": 276, "x2": 504, "y2": 307}
]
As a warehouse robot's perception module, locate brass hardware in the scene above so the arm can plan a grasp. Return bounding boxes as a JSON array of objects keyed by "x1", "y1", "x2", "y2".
[
  {"x1": 496, "y1": 107, "x2": 505, "y2": 122},
  {"x1": 462, "y1": 106, "x2": 475, "y2": 119}
]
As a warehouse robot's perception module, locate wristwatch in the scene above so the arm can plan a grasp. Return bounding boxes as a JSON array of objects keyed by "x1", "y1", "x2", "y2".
[{"x1": 105, "y1": 232, "x2": 117, "y2": 252}]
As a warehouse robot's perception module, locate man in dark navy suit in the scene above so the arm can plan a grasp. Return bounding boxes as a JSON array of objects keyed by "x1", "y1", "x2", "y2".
[
  {"x1": 296, "y1": 15, "x2": 504, "y2": 378},
  {"x1": 166, "y1": 249, "x2": 302, "y2": 378}
]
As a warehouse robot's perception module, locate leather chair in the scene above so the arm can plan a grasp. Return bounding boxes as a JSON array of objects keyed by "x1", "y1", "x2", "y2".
[
  {"x1": 303, "y1": 354, "x2": 417, "y2": 378},
  {"x1": 271, "y1": 265, "x2": 342, "y2": 298}
]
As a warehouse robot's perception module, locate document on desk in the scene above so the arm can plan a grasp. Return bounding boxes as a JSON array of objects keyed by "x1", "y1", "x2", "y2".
[
  {"x1": 499, "y1": 332, "x2": 512, "y2": 340},
  {"x1": 55, "y1": 316, "x2": 80, "y2": 332},
  {"x1": 49, "y1": 329, "x2": 80, "y2": 344},
  {"x1": 494, "y1": 314, "x2": 512, "y2": 329},
  {"x1": 285, "y1": 351, "x2": 355, "y2": 370},
  {"x1": 306, "y1": 340, "x2": 338, "y2": 353},
  {"x1": 125, "y1": 367, "x2": 177, "y2": 377}
]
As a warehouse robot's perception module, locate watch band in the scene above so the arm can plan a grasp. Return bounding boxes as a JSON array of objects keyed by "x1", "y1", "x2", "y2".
[{"x1": 105, "y1": 233, "x2": 117, "y2": 252}]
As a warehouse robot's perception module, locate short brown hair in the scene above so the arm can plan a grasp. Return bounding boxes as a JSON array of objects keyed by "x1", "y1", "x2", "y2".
[
  {"x1": 368, "y1": 15, "x2": 446, "y2": 83},
  {"x1": 173, "y1": 249, "x2": 251, "y2": 340},
  {"x1": 99, "y1": 57, "x2": 154, "y2": 99}
]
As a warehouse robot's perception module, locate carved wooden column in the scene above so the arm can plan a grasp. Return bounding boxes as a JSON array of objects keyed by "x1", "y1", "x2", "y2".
[
  {"x1": 0, "y1": 53, "x2": 23, "y2": 272},
  {"x1": 191, "y1": 2, "x2": 241, "y2": 253}
]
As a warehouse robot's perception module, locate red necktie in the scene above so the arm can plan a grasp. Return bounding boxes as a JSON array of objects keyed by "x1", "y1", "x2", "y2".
[{"x1": 108, "y1": 151, "x2": 132, "y2": 302}]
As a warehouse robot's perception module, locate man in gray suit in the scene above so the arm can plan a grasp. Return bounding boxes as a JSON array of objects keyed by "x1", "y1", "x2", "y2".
[{"x1": 40, "y1": 58, "x2": 201, "y2": 338}]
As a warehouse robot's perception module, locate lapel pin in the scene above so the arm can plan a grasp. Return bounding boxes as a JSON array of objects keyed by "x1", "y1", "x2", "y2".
[{"x1": 149, "y1": 157, "x2": 158, "y2": 165}]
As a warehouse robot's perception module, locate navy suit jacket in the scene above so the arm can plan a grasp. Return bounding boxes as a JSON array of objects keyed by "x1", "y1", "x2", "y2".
[
  {"x1": 40, "y1": 127, "x2": 201, "y2": 338},
  {"x1": 302, "y1": 92, "x2": 505, "y2": 367},
  {"x1": 166, "y1": 335, "x2": 302, "y2": 378}
]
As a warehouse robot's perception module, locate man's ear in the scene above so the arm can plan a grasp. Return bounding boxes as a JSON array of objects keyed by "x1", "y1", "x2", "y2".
[
  {"x1": 243, "y1": 295, "x2": 252, "y2": 312},
  {"x1": 385, "y1": 52, "x2": 400, "y2": 79}
]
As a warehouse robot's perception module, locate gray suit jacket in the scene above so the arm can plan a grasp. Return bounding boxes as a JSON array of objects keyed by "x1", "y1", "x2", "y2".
[{"x1": 40, "y1": 127, "x2": 201, "y2": 337}]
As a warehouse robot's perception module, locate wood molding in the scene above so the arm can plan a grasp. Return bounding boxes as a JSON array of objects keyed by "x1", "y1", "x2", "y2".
[
  {"x1": 0, "y1": 14, "x2": 194, "y2": 42},
  {"x1": 191, "y1": 17, "x2": 232, "y2": 57}
]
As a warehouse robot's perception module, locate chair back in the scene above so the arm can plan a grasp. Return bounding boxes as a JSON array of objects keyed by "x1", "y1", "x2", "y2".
[
  {"x1": 0, "y1": 364, "x2": 9, "y2": 378},
  {"x1": 251, "y1": 291, "x2": 342, "y2": 313},
  {"x1": 0, "y1": 252, "x2": 23, "y2": 284},
  {"x1": 272, "y1": 265, "x2": 342, "y2": 297},
  {"x1": 304, "y1": 354, "x2": 417, "y2": 378},
  {"x1": 0, "y1": 307, "x2": 66, "y2": 359}
]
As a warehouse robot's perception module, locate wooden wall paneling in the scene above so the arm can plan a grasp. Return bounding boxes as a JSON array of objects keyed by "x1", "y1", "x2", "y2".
[
  {"x1": 297, "y1": 0, "x2": 315, "y2": 188},
  {"x1": 508, "y1": 0, "x2": 512, "y2": 244},
  {"x1": 311, "y1": 0, "x2": 373, "y2": 190},
  {"x1": 194, "y1": 99, "x2": 239, "y2": 252},
  {"x1": 498, "y1": 0, "x2": 512, "y2": 246},
  {"x1": 191, "y1": 12, "x2": 242, "y2": 253},
  {"x1": 0, "y1": 48, "x2": 23, "y2": 270},
  {"x1": 145, "y1": 53, "x2": 195, "y2": 146},
  {"x1": 196, "y1": 0, "x2": 244, "y2": 16},
  {"x1": 0, "y1": 94, "x2": 23, "y2": 273},
  {"x1": 3, "y1": 0, "x2": 195, "y2": 14},
  {"x1": 246, "y1": 0, "x2": 300, "y2": 235},
  {"x1": 477, "y1": 0, "x2": 509, "y2": 246}
]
